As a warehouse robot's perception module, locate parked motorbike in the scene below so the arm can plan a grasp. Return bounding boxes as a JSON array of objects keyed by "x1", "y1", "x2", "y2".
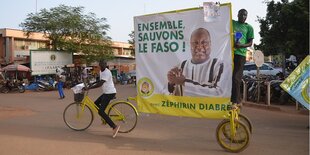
[
  {"x1": 37, "y1": 78, "x2": 57, "y2": 91},
  {"x1": 1, "y1": 79, "x2": 25, "y2": 93},
  {"x1": 0, "y1": 80, "x2": 6, "y2": 92},
  {"x1": 24, "y1": 82, "x2": 40, "y2": 91},
  {"x1": 242, "y1": 73, "x2": 295, "y2": 105}
]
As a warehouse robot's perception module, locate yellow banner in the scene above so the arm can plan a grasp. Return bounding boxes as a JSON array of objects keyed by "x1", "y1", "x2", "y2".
[
  {"x1": 137, "y1": 94, "x2": 231, "y2": 119},
  {"x1": 281, "y1": 55, "x2": 310, "y2": 110}
]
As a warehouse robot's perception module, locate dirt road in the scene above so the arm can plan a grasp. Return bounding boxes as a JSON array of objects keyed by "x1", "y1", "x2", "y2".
[{"x1": 0, "y1": 84, "x2": 308, "y2": 155}]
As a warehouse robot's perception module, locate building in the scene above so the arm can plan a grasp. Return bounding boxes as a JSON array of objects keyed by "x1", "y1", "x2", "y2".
[
  {"x1": 0, "y1": 28, "x2": 135, "y2": 73},
  {"x1": 110, "y1": 41, "x2": 135, "y2": 73},
  {"x1": 0, "y1": 28, "x2": 49, "y2": 65}
]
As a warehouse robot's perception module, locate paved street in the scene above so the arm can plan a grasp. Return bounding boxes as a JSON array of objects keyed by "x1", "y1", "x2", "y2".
[{"x1": 0, "y1": 84, "x2": 309, "y2": 155}]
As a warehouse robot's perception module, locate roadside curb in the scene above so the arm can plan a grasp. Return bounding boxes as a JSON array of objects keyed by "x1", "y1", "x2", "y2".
[
  {"x1": 243, "y1": 101, "x2": 309, "y2": 115},
  {"x1": 243, "y1": 102, "x2": 281, "y2": 111}
]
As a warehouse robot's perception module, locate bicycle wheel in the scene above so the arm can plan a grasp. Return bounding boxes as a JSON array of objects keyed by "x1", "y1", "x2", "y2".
[
  {"x1": 63, "y1": 102, "x2": 94, "y2": 131},
  {"x1": 108, "y1": 102, "x2": 137, "y2": 133},
  {"x1": 216, "y1": 119, "x2": 250, "y2": 153},
  {"x1": 239, "y1": 114, "x2": 253, "y2": 133}
]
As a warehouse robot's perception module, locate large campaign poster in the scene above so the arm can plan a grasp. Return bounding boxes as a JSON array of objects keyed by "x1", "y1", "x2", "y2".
[{"x1": 134, "y1": 3, "x2": 233, "y2": 118}]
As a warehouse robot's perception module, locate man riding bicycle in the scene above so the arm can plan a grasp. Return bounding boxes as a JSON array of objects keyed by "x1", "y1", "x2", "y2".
[{"x1": 87, "y1": 60, "x2": 120, "y2": 138}]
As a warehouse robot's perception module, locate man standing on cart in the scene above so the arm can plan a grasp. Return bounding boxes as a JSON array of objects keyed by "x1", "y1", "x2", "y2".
[{"x1": 231, "y1": 9, "x2": 254, "y2": 109}]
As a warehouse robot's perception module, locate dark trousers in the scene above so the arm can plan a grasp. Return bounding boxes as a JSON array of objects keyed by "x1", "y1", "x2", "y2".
[
  {"x1": 231, "y1": 54, "x2": 246, "y2": 104},
  {"x1": 94, "y1": 93, "x2": 117, "y2": 129}
]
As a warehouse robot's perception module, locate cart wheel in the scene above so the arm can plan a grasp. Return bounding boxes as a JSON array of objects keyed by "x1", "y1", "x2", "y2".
[
  {"x1": 216, "y1": 119, "x2": 250, "y2": 153},
  {"x1": 238, "y1": 113, "x2": 253, "y2": 133}
]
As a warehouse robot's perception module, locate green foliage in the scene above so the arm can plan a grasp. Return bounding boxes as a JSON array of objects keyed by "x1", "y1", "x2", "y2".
[
  {"x1": 20, "y1": 4, "x2": 114, "y2": 63},
  {"x1": 257, "y1": 0, "x2": 309, "y2": 59},
  {"x1": 128, "y1": 31, "x2": 135, "y2": 56}
]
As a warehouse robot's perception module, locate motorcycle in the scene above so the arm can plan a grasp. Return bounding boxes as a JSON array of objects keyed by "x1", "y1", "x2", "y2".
[
  {"x1": 37, "y1": 78, "x2": 57, "y2": 91},
  {"x1": 24, "y1": 82, "x2": 40, "y2": 91},
  {"x1": 1, "y1": 79, "x2": 25, "y2": 93}
]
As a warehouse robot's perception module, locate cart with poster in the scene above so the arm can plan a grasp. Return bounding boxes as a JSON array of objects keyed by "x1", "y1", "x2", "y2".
[{"x1": 134, "y1": 2, "x2": 252, "y2": 152}]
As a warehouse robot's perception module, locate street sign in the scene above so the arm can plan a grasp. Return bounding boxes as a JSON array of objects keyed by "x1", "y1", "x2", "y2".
[{"x1": 253, "y1": 50, "x2": 264, "y2": 67}]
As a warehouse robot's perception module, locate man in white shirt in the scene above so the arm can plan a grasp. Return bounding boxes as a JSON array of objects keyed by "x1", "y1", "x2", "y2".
[
  {"x1": 167, "y1": 28, "x2": 228, "y2": 97},
  {"x1": 88, "y1": 60, "x2": 120, "y2": 138}
]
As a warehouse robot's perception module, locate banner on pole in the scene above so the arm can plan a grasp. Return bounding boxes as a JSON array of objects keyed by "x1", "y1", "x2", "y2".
[
  {"x1": 134, "y1": 3, "x2": 233, "y2": 118},
  {"x1": 281, "y1": 55, "x2": 310, "y2": 110}
]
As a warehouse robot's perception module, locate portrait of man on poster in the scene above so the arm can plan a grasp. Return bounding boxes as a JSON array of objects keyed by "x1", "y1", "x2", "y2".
[{"x1": 166, "y1": 27, "x2": 228, "y2": 97}]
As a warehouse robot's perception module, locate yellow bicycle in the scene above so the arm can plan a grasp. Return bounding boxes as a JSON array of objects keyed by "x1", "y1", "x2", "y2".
[
  {"x1": 63, "y1": 89, "x2": 138, "y2": 133},
  {"x1": 215, "y1": 107, "x2": 252, "y2": 153}
]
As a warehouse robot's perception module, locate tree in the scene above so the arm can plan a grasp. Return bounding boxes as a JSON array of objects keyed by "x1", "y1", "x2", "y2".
[
  {"x1": 257, "y1": 0, "x2": 309, "y2": 62},
  {"x1": 128, "y1": 31, "x2": 135, "y2": 56},
  {"x1": 20, "y1": 5, "x2": 114, "y2": 63}
]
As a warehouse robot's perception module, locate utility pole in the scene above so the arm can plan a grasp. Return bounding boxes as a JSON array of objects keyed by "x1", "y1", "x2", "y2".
[{"x1": 36, "y1": 0, "x2": 38, "y2": 13}]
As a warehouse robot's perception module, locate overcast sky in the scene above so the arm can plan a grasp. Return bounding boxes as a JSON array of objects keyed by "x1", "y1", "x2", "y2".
[{"x1": 0, "y1": 0, "x2": 280, "y2": 45}]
